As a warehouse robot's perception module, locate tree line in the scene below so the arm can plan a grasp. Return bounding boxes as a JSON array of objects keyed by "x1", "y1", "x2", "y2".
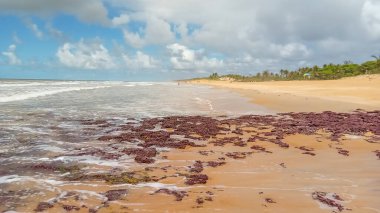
[{"x1": 207, "y1": 56, "x2": 380, "y2": 82}]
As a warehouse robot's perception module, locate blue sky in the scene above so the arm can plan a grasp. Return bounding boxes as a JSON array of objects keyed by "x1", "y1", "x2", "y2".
[{"x1": 1, "y1": 0, "x2": 380, "y2": 81}]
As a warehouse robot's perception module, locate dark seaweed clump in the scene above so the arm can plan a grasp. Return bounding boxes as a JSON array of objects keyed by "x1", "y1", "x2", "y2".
[
  {"x1": 154, "y1": 189, "x2": 188, "y2": 201},
  {"x1": 103, "y1": 189, "x2": 128, "y2": 201},
  {"x1": 185, "y1": 174, "x2": 208, "y2": 185},
  {"x1": 189, "y1": 161, "x2": 204, "y2": 173},
  {"x1": 312, "y1": 191, "x2": 344, "y2": 212},
  {"x1": 34, "y1": 202, "x2": 54, "y2": 212}
]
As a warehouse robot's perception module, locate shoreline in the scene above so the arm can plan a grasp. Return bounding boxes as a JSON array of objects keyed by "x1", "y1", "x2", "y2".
[
  {"x1": 185, "y1": 74, "x2": 380, "y2": 113},
  {"x1": 1, "y1": 111, "x2": 379, "y2": 212},
  {"x1": 1, "y1": 79, "x2": 379, "y2": 212}
]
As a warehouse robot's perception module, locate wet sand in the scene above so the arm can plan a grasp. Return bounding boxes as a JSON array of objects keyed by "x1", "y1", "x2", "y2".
[
  {"x1": 186, "y1": 75, "x2": 380, "y2": 112},
  {"x1": 1, "y1": 112, "x2": 379, "y2": 212}
]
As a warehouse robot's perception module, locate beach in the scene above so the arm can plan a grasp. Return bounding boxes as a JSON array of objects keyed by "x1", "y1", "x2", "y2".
[
  {"x1": 0, "y1": 79, "x2": 379, "y2": 212},
  {"x1": 187, "y1": 75, "x2": 380, "y2": 112}
]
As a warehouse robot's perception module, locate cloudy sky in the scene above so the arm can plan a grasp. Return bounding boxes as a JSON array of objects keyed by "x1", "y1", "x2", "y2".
[{"x1": 0, "y1": 0, "x2": 380, "y2": 80}]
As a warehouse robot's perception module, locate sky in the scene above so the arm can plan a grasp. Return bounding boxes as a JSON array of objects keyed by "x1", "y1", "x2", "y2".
[{"x1": 0, "y1": 0, "x2": 380, "y2": 81}]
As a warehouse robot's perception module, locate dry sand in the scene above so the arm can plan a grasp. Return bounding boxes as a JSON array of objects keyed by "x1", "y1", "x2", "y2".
[{"x1": 187, "y1": 75, "x2": 380, "y2": 112}]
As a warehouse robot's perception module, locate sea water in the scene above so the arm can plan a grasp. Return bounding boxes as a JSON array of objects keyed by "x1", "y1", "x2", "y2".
[{"x1": 0, "y1": 80, "x2": 270, "y2": 183}]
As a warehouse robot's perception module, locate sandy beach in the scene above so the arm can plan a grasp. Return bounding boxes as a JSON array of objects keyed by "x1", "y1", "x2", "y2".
[
  {"x1": 186, "y1": 75, "x2": 380, "y2": 113},
  {"x1": 0, "y1": 79, "x2": 379, "y2": 213}
]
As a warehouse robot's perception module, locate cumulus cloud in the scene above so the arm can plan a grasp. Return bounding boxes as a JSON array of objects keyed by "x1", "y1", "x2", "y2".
[
  {"x1": 3, "y1": 0, "x2": 380, "y2": 75},
  {"x1": 271, "y1": 43, "x2": 311, "y2": 59},
  {"x1": 112, "y1": 14, "x2": 130, "y2": 26},
  {"x1": 361, "y1": 0, "x2": 380, "y2": 38},
  {"x1": 0, "y1": 0, "x2": 109, "y2": 25},
  {"x1": 122, "y1": 15, "x2": 175, "y2": 48},
  {"x1": 56, "y1": 39, "x2": 116, "y2": 70},
  {"x1": 122, "y1": 51, "x2": 159, "y2": 69},
  {"x1": 123, "y1": 30, "x2": 145, "y2": 48},
  {"x1": 108, "y1": 0, "x2": 379, "y2": 73},
  {"x1": 2, "y1": 44, "x2": 21, "y2": 65},
  {"x1": 167, "y1": 43, "x2": 223, "y2": 71}
]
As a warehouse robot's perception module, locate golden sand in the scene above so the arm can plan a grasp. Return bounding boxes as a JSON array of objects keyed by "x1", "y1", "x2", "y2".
[{"x1": 187, "y1": 75, "x2": 380, "y2": 112}]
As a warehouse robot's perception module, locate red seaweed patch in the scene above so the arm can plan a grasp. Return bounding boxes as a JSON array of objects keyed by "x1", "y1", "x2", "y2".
[
  {"x1": 185, "y1": 174, "x2": 208, "y2": 185},
  {"x1": 103, "y1": 189, "x2": 128, "y2": 201},
  {"x1": 62, "y1": 205, "x2": 80, "y2": 211},
  {"x1": 34, "y1": 202, "x2": 54, "y2": 212},
  {"x1": 374, "y1": 150, "x2": 380, "y2": 159},
  {"x1": 207, "y1": 161, "x2": 226, "y2": 167},
  {"x1": 265, "y1": 198, "x2": 276, "y2": 204},
  {"x1": 154, "y1": 189, "x2": 188, "y2": 201},
  {"x1": 312, "y1": 191, "x2": 344, "y2": 212},
  {"x1": 189, "y1": 161, "x2": 204, "y2": 173},
  {"x1": 251, "y1": 145, "x2": 272, "y2": 153},
  {"x1": 302, "y1": 151, "x2": 316, "y2": 156},
  {"x1": 336, "y1": 148, "x2": 349, "y2": 156},
  {"x1": 225, "y1": 152, "x2": 253, "y2": 159}
]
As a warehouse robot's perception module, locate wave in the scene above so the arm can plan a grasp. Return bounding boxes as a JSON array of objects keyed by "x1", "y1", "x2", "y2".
[
  {"x1": 0, "y1": 86, "x2": 110, "y2": 103},
  {"x1": 0, "y1": 81, "x2": 82, "y2": 87},
  {"x1": 194, "y1": 97, "x2": 214, "y2": 111}
]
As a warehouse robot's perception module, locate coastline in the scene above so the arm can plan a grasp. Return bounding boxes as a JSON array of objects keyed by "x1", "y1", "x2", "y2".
[
  {"x1": 1, "y1": 79, "x2": 379, "y2": 212},
  {"x1": 184, "y1": 74, "x2": 380, "y2": 113}
]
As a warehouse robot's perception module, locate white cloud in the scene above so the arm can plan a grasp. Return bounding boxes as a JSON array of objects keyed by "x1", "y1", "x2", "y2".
[
  {"x1": 144, "y1": 16, "x2": 174, "y2": 45},
  {"x1": 0, "y1": 0, "x2": 110, "y2": 25},
  {"x1": 24, "y1": 19, "x2": 43, "y2": 39},
  {"x1": 167, "y1": 43, "x2": 223, "y2": 71},
  {"x1": 174, "y1": 22, "x2": 188, "y2": 40},
  {"x1": 271, "y1": 43, "x2": 311, "y2": 59},
  {"x1": 56, "y1": 39, "x2": 116, "y2": 70},
  {"x1": 3, "y1": 0, "x2": 380, "y2": 75},
  {"x1": 12, "y1": 33, "x2": 22, "y2": 44},
  {"x1": 362, "y1": 0, "x2": 380, "y2": 38},
  {"x1": 46, "y1": 23, "x2": 67, "y2": 42},
  {"x1": 122, "y1": 15, "x2": 175, "y2": 48},
  {"x1": 112, "y1": 14, "x2": 130, "y2": 26},
  {"x1": 123, "y1": 30, "x2": 145, "y2": 48},
  {"x1": 109, "y1": 0, "x2": 380, "y2": 73},
  {"x1": 122, "y1": 51, "x2": 159, "y2": 69},
  {"x1": 2, "y1": 44, "x2": 21, "y2": 65}
]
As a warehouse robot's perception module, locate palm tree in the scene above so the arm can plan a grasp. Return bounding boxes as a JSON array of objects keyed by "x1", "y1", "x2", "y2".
[
  {"x1": 371, "y1": 55, "x2": 380, "y2": 73},
  {"x1": 262, "y1": 70, "x2": 270, "y2": 78},
  {"x1": 280, "y1": 69, "x2": 285, "y2": 78},
  {"x1": 283, "y1": 69, "x2": 289, "y2": 78},
  {"x1": 344, "y1": 60, "x2": 353, "y2": 65}
]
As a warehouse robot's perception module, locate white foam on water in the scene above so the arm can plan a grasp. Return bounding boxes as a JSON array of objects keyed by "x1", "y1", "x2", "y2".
[
  {"x1": 0, "y1": 175, "x2": 24, "y2": 184},
  {"x1": 0, "y1": 175, "x2": 63, "y2": 186},
  {"x1": 194, "y1": 97, "x2": 214, "y2": 111},
  {"x1": 0, "y1": 81, "x2": 82, "y2": 87},
  {"x1": 0, "y1": 86, "x2": 111, "y2": 103},
  {"x1": 34, "y1": 145, "x2": 66, "y2": 153},
  {"x1": 74, "y1": 190, "x2": 106, "y2": 200},
  {"x1": 136, "y1": 182, "x2": 182, "y2": 190},
  {"x1": 344, "y1": 134, "x2": 363, "y2": 139},
  {"x1": 53, "y1": 155, "x2": 127, "y2": 167}
]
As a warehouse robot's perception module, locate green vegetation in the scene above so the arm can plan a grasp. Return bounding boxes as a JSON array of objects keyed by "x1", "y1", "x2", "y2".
[{"x1": 206, "y1": 58, "x2": 380, "y2": 82}]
